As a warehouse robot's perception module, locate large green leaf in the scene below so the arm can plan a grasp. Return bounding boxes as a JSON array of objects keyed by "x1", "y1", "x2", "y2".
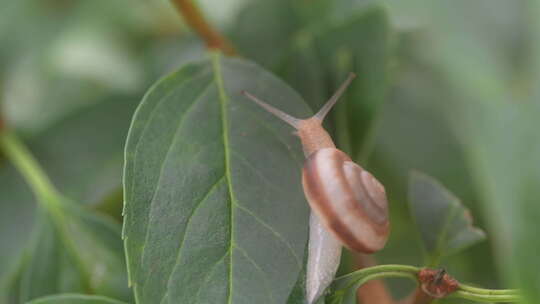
[
  {"x1": 123, "y1": 53, "x2": 311, "y2": 303},
  {"x1": 26, "y1": 293, "x2": 127, "y2": 304},
  {"x1": 408, "y1": 172, "x2": 486, "y2": 266}
]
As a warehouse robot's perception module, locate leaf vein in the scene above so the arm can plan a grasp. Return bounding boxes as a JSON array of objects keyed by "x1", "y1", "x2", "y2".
[
  {"x1": 229, "y1": 150, "x2": 283, "y2": 193},
  {"x1": 161, "y1": 175, "x2": 226, "y2": 304},
  {"x1": 234, "y1": 204, "x2": 301, "y2": 266},
  {"x1": 236, "y1": 246, "x2": 274, "y2": 304},
  {"x1": 194, "y1": 250, "x2": 230, "y2": 303},
  {"x1": 139, "y1": 81, "x2": 214, "y2": 285},
  {"x1": 211, "y1": 52, "x2": 237, "y2": 304}
]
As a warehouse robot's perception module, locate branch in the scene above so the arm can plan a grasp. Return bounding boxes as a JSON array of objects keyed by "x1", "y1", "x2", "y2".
[
  {"x1": 0, "y1": 131, "x2": 63, "y2": 212},
  {"x1": 170, "y1": 0, "x2": 236, "y2": 55},
  {"x1": 329, "y1": 265, "x2": 520, "y2": 303},
  {"x1": 354, "y1": 254, "x2": 394, "y2": 304},
  {"x1": 400, "y1": 288, "x2": 433, "y2": 304}
]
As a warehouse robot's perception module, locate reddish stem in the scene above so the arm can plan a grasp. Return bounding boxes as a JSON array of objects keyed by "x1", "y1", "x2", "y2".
[
  {"x1": 402, "y1": 288, "x2": 434, "y2": 304},
  {"x1": 170, "y1": 0, "x2": 236, "y2": 55},
  {"x1": 355, "y1": 254, "x2": 395, "y2": 304}
]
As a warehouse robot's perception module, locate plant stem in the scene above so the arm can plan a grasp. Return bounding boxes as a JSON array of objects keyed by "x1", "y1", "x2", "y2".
[
  {"x1": 408, "y1": 254, "x2": 441, "y2": 304},
  {"x1": 170, "y1": 0, "x2": 236, "y2": 55},
  {"x1": 354, "y1": 254, "x2": 395, "y2": 304},
  {"x1": 0, "y1": 131, "x2": 62, "y2": 212},
  {"x1": 408, "y1": 288, "x2": 434, "y2": 304},
  {"x1": 0, "y1": 130, "x2": 96, "y2": 293},
  {"x1": 330, "y1": 265, "x2": 521, "y2": 303}
]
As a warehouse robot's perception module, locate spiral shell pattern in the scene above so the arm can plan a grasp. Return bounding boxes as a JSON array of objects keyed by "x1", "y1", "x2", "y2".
[{"x1": 302, "y1": 148, "x2": 390, "y2": 253}]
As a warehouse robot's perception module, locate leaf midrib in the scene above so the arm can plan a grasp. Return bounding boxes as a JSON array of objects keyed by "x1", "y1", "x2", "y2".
[
  {"x1": 211, "y1": 52, "x2": 237, "y2": 304},
  {"x1": 429, "y1": 193, "x2": 459, "y2": 267}
]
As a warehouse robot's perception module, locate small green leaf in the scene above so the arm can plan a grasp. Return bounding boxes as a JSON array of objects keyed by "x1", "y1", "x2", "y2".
[
  {"x1": 408, "y1": 172, "x2": 486, "y2": 265},
  {"x1": 123, "y1": 53, "x2": 311, "y2": 303},
  {"x1": 26, "y1": 293, "x2": 127, "y2": 304}
]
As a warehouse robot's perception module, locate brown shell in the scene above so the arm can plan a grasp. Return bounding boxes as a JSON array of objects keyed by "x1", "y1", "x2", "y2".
[{"x1": 302, "y1": 148, "x2": 390, "y2": 253}]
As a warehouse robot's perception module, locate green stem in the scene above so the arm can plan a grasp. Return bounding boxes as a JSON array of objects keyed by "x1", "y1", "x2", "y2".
[
  {"x1": 459, "y1": 284, "x2": 519, "y2": 295},
  {"x1": 0, "y1": 130, "x2": 95, "y2": 293},
  {"x1": 451, "y1": 290, "x2": 520, "y2": 303},
  {"x1": 331, "y1": 264, "x2": 521, "y2": 303},
  {"x1": 0, "y1": 131, "x2": 62, "y2": 212}
]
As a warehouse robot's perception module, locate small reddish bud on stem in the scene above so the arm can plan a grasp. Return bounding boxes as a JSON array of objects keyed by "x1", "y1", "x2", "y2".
[{"x1": 418, "y1": 268, "x2": 459, "y2": 299}]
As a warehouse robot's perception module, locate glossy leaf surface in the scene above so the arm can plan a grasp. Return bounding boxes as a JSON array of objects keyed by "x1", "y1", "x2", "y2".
[{"x1": 123, "y1": 53, "x2": 311, "y2": 303}]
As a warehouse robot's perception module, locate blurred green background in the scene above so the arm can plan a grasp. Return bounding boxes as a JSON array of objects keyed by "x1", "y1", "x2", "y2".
[{"x1": 1, "y1": 0, "x2": 539, "y2": 303}]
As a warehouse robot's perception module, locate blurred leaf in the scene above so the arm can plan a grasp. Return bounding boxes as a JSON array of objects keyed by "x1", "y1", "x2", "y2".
[
  {"x1": 0, "y1": 0, "x2": 167, "y2": 134},
  {"x1": 417, "y1": 1, "x2": 540, "y2": 302},
  {"x1": 408, "y1": 172, "x2": 486, "y2": 266},
  {"x1": 232, "y1": 2, "x2": 392, "y2": 160},
  {"x1": 31, "y1": 97, "x2": 139, "y2": 205},
  {"x1": 15, "y1": 203, "x2": 131, "y2": 302},
  {"x1": 0, "y1": 131, "x2": 131, "y2": 303},
  {"x1": 371, "y1": 31, "x2": 501, "y2": 290},
  {"x1": 314, "y1": 4, "x2": 392, "y2": 159},
  {"x1": 123, "y1": 53, "x2": 310, "y2": 303},
  {"x1": 0, "y1": 97, "x2": 138, "y2": 302},
  {"x1": 0, "y1": 165, "x2": 35, "y2": 281},
  {"x1": 230, "y1": 0, "x2": 301, "y2": 68},
  {"x1": 3, "y1": 39, "x2": 141, "y2": 134},
  {"x1": 26, "y1": 293, "x2": 126, "y2": 304},
  {"x1": 1, "y1": 251, "x2": 25, "y2": 304},
  {"x1": 278, "y1": 35, "x2": 328, "y2": 113}
]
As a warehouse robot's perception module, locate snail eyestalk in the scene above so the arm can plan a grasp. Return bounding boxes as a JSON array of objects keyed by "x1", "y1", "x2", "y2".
[
  {"x1": 242, "y1": 73, "x2": 357, "y2": 127},
  {"x1": 314, "y1": 72, "x2": 356, "y2": 121},
  {"x1": 241, "y1": 91, "x2": 301, "y2": 128}
]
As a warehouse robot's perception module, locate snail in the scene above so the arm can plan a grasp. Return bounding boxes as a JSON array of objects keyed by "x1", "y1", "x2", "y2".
[{"x1": 242, "y1": 73, "x2": 390, "y2": 303}]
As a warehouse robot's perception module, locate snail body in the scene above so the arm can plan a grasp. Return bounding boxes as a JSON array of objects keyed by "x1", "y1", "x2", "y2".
[{"x1": 242, "y1": 73, "x2": 389, "y2": 303}]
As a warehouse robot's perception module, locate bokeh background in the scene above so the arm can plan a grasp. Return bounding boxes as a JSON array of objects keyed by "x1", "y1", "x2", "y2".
[{"x1": 1, "y1": 0, "x2": 538, "y2": 303}]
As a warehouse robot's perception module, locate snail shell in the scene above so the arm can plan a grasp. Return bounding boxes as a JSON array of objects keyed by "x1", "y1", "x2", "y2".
[{"x1": 302, "y1": 148, "x2": 390, "y2": 253}]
